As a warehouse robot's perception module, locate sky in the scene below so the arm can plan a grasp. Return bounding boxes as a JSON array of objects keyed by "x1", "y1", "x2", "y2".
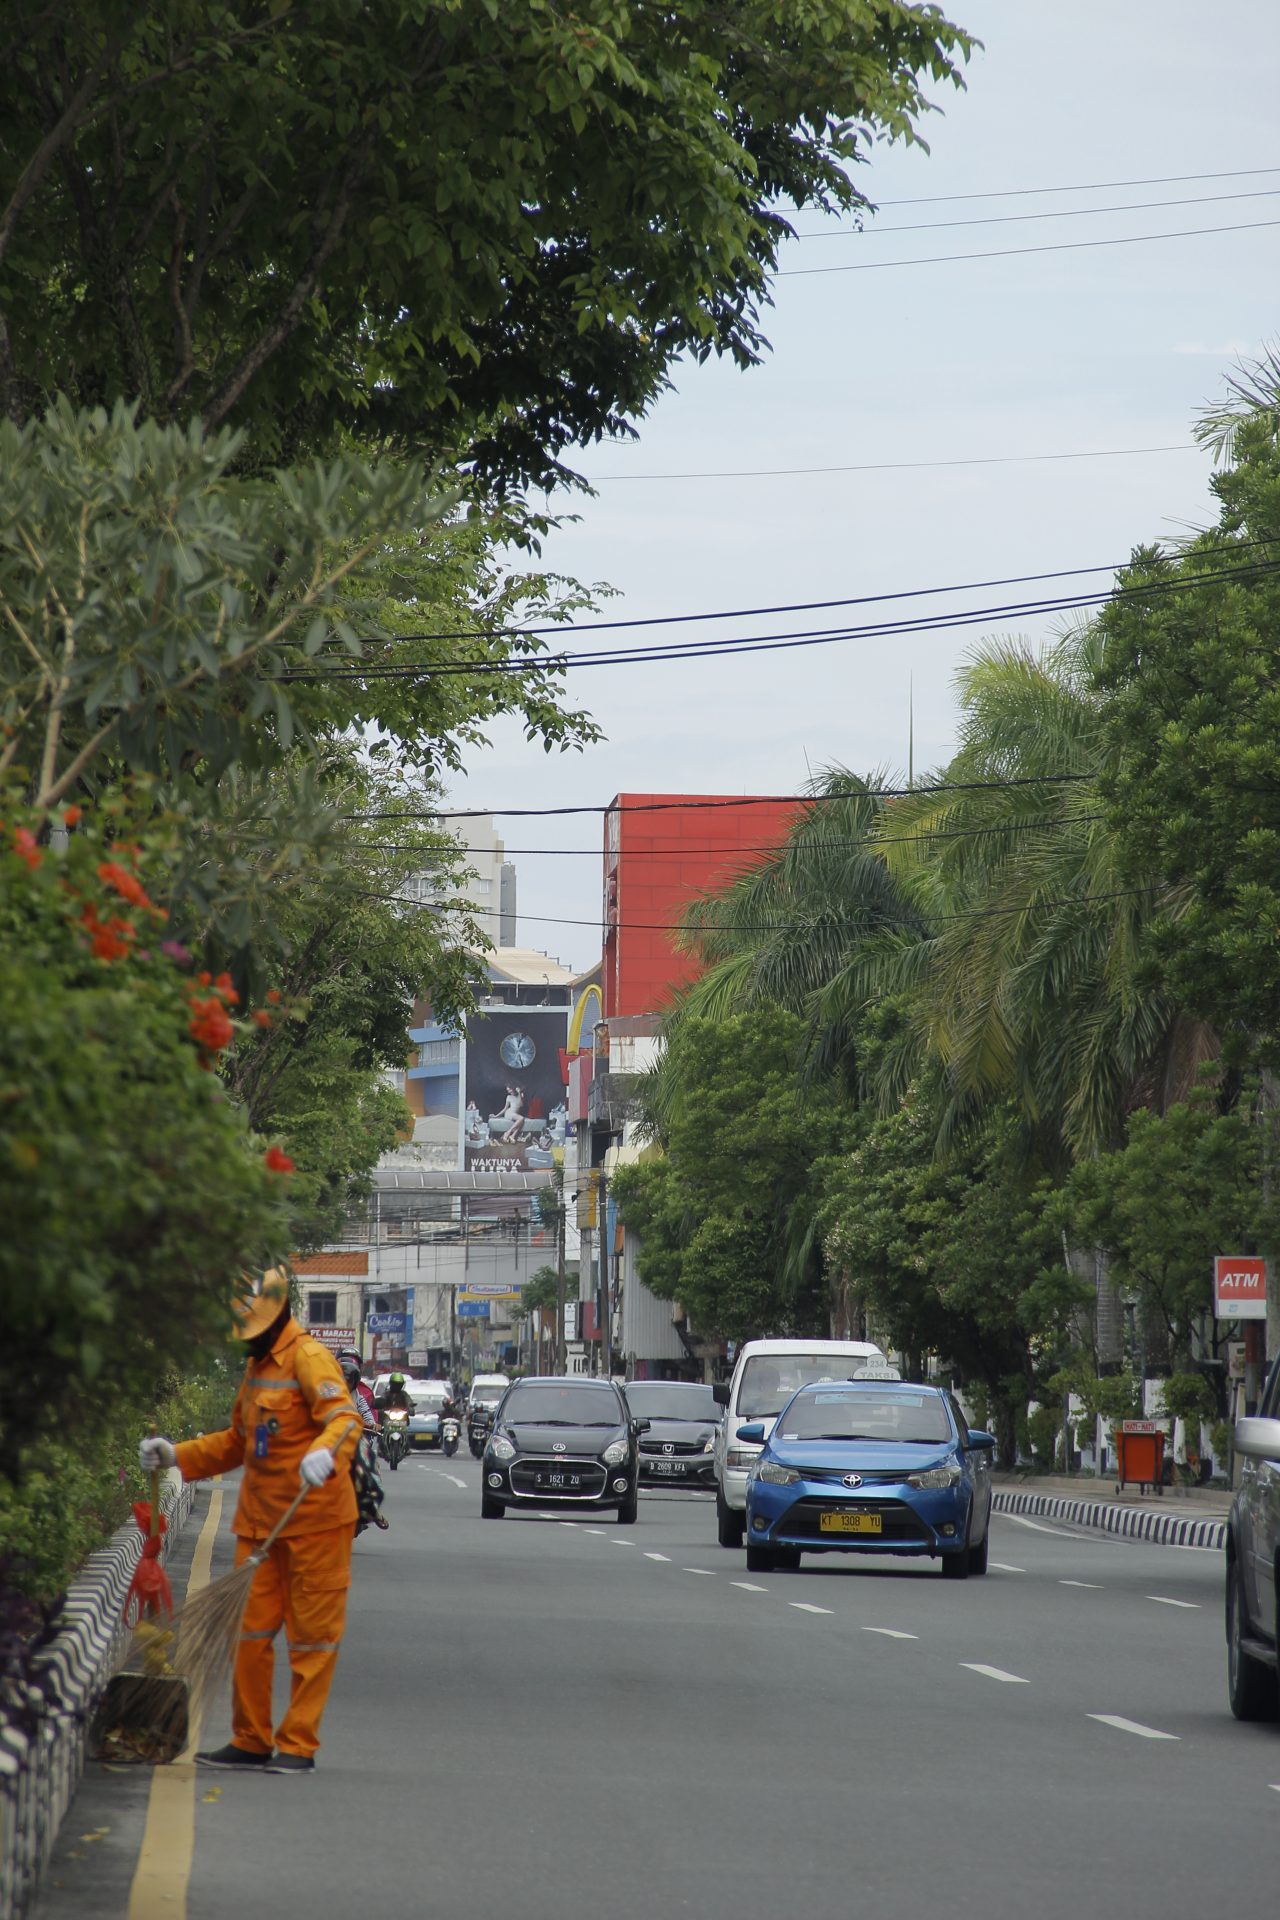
[{"x1": 443, "y1": 0, "x2": 1280, "y2": 972}]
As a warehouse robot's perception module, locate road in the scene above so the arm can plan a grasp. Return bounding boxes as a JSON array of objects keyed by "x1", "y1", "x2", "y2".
[{"x1": 38, "y1": 1459, "x2": 1280, "y2": 1920}]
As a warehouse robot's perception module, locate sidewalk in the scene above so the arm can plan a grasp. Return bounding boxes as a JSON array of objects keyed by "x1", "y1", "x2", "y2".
[{"x1": 991, "y1": 1471, "x2": 1231, "y2": 1550}]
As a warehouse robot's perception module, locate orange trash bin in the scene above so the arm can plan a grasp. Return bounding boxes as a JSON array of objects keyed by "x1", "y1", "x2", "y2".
[{"x1": 1115, "y1": 1420, "x2": 1165, "y2": 1495}]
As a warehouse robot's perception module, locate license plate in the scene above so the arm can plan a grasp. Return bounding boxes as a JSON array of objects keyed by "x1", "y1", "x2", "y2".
[
  {"x1": 537, "y1": 1471, "x2": 582, "y2": 1490},
  {"x1": 651, "y1": 1460, "x2": 685, "y2": 1475},
  {"x1": 819, "y1": 1511, "x2": 882, "y2": 1535}
]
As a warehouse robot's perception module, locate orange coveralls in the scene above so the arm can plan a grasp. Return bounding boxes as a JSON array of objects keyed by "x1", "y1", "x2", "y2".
[{"x1": 175, "y1": 1317, "x2": 360, "y2": 1758}]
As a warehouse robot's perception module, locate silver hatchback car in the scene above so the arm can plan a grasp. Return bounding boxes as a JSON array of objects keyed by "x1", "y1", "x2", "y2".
[{"x1": 1227, "y1": 1359, "x2": 1280, "y2": 1721}]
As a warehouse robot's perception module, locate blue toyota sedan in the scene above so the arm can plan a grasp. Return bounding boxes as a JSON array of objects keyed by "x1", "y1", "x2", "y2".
[{"x1": 740, "y1": 1380, "x2": 996, "y2": 1579}]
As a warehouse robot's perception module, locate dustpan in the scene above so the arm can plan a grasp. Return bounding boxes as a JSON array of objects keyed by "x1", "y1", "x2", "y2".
[{"x1": 90, "y1": 1452, "x2": 189, "y2": 1764}]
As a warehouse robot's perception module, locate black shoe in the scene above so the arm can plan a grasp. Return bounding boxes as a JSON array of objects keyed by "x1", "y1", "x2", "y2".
[
  {"x1": 195, "y1": 1744, "x2": 271, "y2": 1770},
  {"x1": 264, "y1": 1753, "x2": 316, "y2": 1775}
]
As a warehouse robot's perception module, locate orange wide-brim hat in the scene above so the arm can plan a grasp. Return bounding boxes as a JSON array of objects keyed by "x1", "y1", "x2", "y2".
[{"x1": 230, "y1": 1269, "x2": 292, "y2": 1341}]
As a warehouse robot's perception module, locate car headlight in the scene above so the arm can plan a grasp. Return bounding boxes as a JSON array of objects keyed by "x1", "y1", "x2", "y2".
[
  {"x1": 489, "y1": 1435, "x2": 516, "y2": 1461},
  {"x1": 906, "y1": 1464, "x2": 962, "y2": 1489},
  {"x1": 703, "y1": 1436, "x2": 716, "y2": 1453},
  {"x1": 725, "y1": 1447, "x2": 758, "y2": 1470},
  {"x1": 602, "y1": 1439, "x2": 629, "y2": 1466},
  {"x1": 757, "y1": 1460, "x2": 801, "y2": 1486}
]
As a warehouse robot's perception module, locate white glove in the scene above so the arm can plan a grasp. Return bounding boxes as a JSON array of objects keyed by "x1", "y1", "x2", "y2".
[
  {"x1": 139, "y1": 1436, "x2": 177, "y2": 1472},
  {"x1": 299, "y1": 1447, "x2": 335, "y2": 1487}
]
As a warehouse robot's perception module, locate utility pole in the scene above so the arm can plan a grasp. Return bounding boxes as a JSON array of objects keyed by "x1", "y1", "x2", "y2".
[
  {"x1": 598, "y1": 1170, "x2": 610, "y2": 1381},
  {"x1": 555, "y1": 1168, "x2": 566, "y2": 1377}
]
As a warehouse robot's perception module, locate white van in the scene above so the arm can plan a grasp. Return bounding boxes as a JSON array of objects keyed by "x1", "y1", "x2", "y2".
[{"x1": 711, "y1": 1337, "x2": 888, "y2": 1546}]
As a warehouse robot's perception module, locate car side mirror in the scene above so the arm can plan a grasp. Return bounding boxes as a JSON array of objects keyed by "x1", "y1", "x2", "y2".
[
  {"x1": 965, "y1": 1430, "x2": 997, "y2": 1452},
  {"x1": 631, "y1": 1418, "x2": 651, "y2": 1435},
  {"x1": 736, "y1": 1423, "x2": 766, "y2": 1444},
  {"x1": 712, "y1": 1382, "x2": 730, "y2": 1408},
  {"x1": 1234, "y1": 1416, "x2": 1280, "y2": 1461}
]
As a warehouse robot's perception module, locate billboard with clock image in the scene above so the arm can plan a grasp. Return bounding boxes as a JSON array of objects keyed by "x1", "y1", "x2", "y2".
[{"x1": 463, "y1": 1007, "x2": 570, "y2": 1172}]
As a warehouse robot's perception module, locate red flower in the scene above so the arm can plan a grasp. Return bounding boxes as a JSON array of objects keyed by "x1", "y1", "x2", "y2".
[
  {"x1": 81, "y1": 904, "x2": 133, "y2": 962},
  {"x1": 188, "y1": 996, "x2": 235, "y2": 1053},
  {"x1": 12, "y1": 827, "x2": 41, "y2": 871},
  {"x1": 198, "y1": 970, "x2": 212, "y2": 986},
  {"x1": 98, "y1": 860, "x2": 158, "y2": 914},
  {"x1": 63, "y1": 805, "x2": 83, "y2": 828},
  {"x1": 214, "y1": 971, "x2": 240, "y2": 1005},
  {"x1": 264, "y1": 1146, "x2": 295, "y2": 1175},
  {"x1": 265, "y1": 988, "x2": 282, "y2": 1004},
  {"x1": 252, "y1": 1008, "x2": 273, "y2": 1028}
]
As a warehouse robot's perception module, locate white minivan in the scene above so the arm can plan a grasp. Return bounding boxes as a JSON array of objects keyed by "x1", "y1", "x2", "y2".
[{"x1": 711, "y1": 1337, "x2": 889, "y2": 1546}]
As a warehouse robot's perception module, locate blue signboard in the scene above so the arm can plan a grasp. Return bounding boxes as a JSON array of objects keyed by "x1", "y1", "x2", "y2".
[
  {"x1": 456, "y1": 1300, "x2": 490, "y2": 1319},
  {"x1": 367, "y1": 1311, "x2": 407, "y2": 1335}
]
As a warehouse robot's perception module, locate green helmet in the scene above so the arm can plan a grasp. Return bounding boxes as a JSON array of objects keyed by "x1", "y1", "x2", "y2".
[{"x1": 390, "y1": 1372, "x2": 405, "y2": 1388}]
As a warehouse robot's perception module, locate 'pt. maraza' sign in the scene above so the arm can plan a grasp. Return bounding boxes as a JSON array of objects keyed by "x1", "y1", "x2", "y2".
[{"x1": 1213, "y1": 1255, "x2": 1267, "y2": 1321}]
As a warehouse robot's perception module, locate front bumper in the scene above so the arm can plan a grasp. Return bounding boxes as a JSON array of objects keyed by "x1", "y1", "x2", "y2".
[
  {"x1": 746, "y1": 1475, "x2": 972, "y2": 1557},
  {"x1": 483, "y1": 1455, "x2": 636, "y2": 1509}
]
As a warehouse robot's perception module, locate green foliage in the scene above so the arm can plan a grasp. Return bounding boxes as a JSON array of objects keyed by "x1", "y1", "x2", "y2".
[
  {"x1": 613, "y1": 1008, "x2": 842, "y2": 1339},
  {"x1": 0, "y1": 1362, "x2": 236, "y2": 1603},
  {"x1": 1096, "y1": 386, "x2": 1280, "y2": 1048},
  {"x1": 0, "y1": 2, "x2": 974, "y2": 483},
  {"x1": 1059, "y1": 1096, "x2": 1259, "y2": 1366},
  {"x1": 0, "y1": 801, "x2": 291, "y2": 1487},
  {"x1": 521, "y1": 1267, "x2": 561, "y2": 1316}
]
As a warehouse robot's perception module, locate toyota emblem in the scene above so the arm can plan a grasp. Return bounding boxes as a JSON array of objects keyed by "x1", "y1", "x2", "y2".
[
  {"x1": 552, "y1": 1442, "x2": 566, "y2": 1453},
  {"x1": 841, "y1": 1472, "x2": 864, "y2": 1489},
  {"x1": 662, "y1": 1442, "x2": 674, "y2": 1455}
]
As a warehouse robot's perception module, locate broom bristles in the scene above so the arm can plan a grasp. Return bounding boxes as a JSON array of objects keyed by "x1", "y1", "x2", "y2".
[{"x1": 169, "y1": 1554, "x2": 262, "y2": 1721}]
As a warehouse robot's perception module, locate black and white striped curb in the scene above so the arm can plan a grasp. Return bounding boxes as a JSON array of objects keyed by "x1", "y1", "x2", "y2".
[
  {"x1": 992, "y1": 1486, "x2": 1226, "y2": 1551},
  {"x1": 0, "y1": 1472, "x2": 193, "y2": 1920}
]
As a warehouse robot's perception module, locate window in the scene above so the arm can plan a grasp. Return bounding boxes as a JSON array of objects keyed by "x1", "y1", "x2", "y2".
[{"x1": 307, "y1": 1292, "x2": 338, "y2": 1326}]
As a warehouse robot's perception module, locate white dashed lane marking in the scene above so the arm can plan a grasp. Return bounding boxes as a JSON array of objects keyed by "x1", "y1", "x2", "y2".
[
  {"x1": 731, "y1": 1582, "x2": 768, "y2": 1592},
  {"x1": 1089, "y1": 1714, "x2": 1179, "y2": 1741},
  {"x1": 1061, "y1": 1580, "x2": 1103, "y2": 1589},
  {"x1": 1006, "y1": 1515, "x2": 1078, "y2": 1537},
  {"x1": 790, "y1": 1602, "x2": 834, "y2": 1615},
  {"x1": 644, "y1": 1552, "x2": 671, "y2": 1562},
  {"x1": 862, "y1": 1627, "x2": 917, "y2": 1640},
  {"x1": 990, "y1": 1563, "x2": 1027, "y2": 1573},
  {"x1": 683, "y1": 1567, "x2": 716, "y2": 1576},
  {"x1": 613, "y1": 1540, "x2": 635, "y2": 1548},
  {"x1": 1147, "y1": 1595, "x2": 1199, "y2": 1609},
  {"x1": 961, "y1": 1664, "x2": 1028, "y2": 1685},
  {"x1": 581, "y1": 1528, "x2": 606, "y2": 1536}
]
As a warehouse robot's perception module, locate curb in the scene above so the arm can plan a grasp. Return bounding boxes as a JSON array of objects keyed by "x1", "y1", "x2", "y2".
[
  {"x1": 992, "y1": 1487, "x2": 1226, "y2": 1551},
  {"x1": 0, "y1": 1471, "x2": 193, "y2": 1920}
]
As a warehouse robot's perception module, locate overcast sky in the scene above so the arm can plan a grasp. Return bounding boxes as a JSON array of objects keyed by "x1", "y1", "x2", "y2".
[{"x1": 443, "y1": 0, "x2": 1280, "y2": 972}]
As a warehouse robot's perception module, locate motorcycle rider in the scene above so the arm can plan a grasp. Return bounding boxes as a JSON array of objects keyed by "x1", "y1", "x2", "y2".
[
  {"x1": 341, "y1": 1356, "x2": 389, "y2": 1532},
  {"x1": 337, "y1": 1351, "x2": 377, "y2": 1426},
  {"x1": 381, "y1": 1372, "x2": 415, "y2": 1416}
]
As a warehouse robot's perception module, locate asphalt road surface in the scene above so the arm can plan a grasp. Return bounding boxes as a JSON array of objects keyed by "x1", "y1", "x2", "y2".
[{"x1": 39, "y1": 1460, "x2": 1280, "y2": 1920}]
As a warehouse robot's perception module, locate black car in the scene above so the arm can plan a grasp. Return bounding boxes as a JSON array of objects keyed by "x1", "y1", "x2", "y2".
[
  {"x1": 624, "y1": 1381, "x2": 722, "y2": 1489},
  {"x1": 481, "y1": 1377, "x2": 648, "y2": 1524}
]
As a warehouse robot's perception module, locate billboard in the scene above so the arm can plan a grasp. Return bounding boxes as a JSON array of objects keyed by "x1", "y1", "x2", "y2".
[{"x1": 464, "y1": 1006, "x2": 569, "y2": 1172}]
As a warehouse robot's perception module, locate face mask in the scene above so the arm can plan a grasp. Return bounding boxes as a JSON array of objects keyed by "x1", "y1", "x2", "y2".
[{"x1": 246, "y1": 1304, "x2": 290, "y2": 1360}]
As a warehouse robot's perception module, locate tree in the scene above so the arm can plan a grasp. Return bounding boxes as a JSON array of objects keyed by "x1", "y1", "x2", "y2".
[
  {"x1": 0, "y1": 1, "x2": 973, "y2": 481},
  {"x1": 817, "y1": 1095, "x2": 1081, "y2": 1462},
  {"x1": 613, "y1": 1008, "x2": 843, "y2": 1340}
]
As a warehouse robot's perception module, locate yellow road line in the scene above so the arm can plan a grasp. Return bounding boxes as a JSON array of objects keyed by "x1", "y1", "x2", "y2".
[{"x1": 126, "y1": 1487, "x2": 223, "y2": 1920}]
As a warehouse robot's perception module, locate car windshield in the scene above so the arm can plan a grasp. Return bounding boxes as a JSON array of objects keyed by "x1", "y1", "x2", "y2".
[
  {"x1": 624, "y1": 1385, "x2": 721, "y2": 1422},
  {"x1": 777, "y1": 1390, "x2": 954, "y2": 1446},
  {"x1": 738, "y1": 1354, "x2": 881, "y2": 1419},
  {"x1": 472, "y1": 1387, "x2": 504, "y2": 1406},
  {"x1": 411, "y1": 1390, "x2": 448, "y2": 1409},
  {"x1": 502, "y1": 1384, "x2": 622, "y2": 1427}
]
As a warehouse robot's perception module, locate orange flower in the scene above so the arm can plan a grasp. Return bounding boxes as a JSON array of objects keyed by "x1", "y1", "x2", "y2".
[
  {"x1": 98, "y1": 860, "x2": 155, "y2": 911},
  {"x1": 265, "y1": 988, "x2": 282, "y2": 1004},
  {"x1": 188, "y1": 996, "x2": 235, "y2": 1053},
  {"x1": 11, "y1": 827, "x2": 41, "y2": 871},
  {"x1": 81, "y1": 904, "x2": 133, "y2": 962},
  {"x1": 252, "y1": 1009, "x2": 273, "y2": 1028},
  {"x1": 63, "y1": 805, "x2": 83, "y2": 828},
  {"x1": 264, "y1": 1146, "x2": 295, "y2": 1175},
  {"x1": 198, "y1": 970, "x2": 212, "y2": 986},
  {"x1": 214, "y1": 971, "x2": 240, "y2": 1005}
]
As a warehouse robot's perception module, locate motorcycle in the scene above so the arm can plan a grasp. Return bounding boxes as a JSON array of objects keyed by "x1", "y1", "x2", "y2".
[
  {"x1": 381, "y1": 1409, "x2": 410, "y2": 1471},
  {"x1": 441, "y1": 1413, "x2": 461, "y2": 1459},
  {"x1": 353, "y1": 1429, "x2": 389, "y2": 1534},
  {"x1": 467, "y1": 1406, "x2": 492, "y2": 1458}
]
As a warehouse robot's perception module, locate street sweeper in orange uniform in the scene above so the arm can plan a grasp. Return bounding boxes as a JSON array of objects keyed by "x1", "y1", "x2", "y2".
[{"x1": 140, "y1": 1271, "x2": 361, "y2": 1774}]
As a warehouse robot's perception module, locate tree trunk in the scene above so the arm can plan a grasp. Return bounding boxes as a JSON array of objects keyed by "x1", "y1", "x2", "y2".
[{"x1": 1095, "y1": 1248, "x2": 1125, "y2": 1373}]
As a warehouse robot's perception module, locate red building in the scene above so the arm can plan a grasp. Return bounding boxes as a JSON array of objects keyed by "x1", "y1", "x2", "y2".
[{"x1": 601, "y1": 792, "x2": 800, "y2": 1017}]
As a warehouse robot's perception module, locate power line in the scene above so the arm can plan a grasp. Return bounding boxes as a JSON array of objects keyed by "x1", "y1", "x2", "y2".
[
  {"x1": 581, "y1": 443, "x2": 1198, "y2": 485},
  {"x1": 332, "y1": 817, "x2": 1105, "y2": 858},
  {"x1": 502, "y1": 887, "x2": 1157, "y2": 933},
  {"x1": 352, "y1": 778, "x2": 1093, "y2": 823},
  {"x1": 282, "y1": 556, "x2": 1280, "y2": 681},
  {"x1": 778, "y1": 216, "x2": 1280, "y2": 277},
  {"x1": 794, "y1": 185, "x2": 1280, "y2": 240},
  {"x1": 866, "y1": 164, "x2": 1280, "y2": 208}
]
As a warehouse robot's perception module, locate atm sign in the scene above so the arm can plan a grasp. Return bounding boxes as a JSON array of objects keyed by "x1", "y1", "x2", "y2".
[{"x1": 1213, "y1": 1255, "x2": 1267, "y2": 1321}]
